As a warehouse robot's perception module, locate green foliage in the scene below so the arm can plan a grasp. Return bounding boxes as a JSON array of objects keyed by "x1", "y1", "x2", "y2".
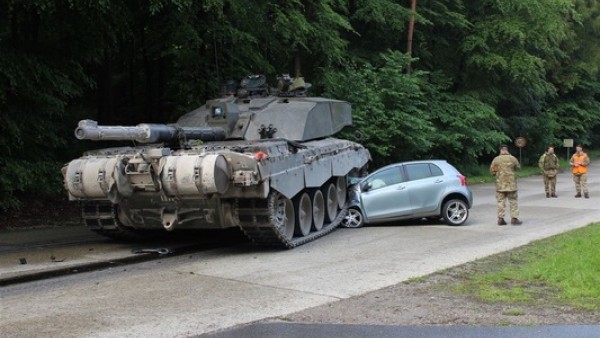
[
  {"x1": 0, "y1": 1, "x2": 118, "y2": 210},
  {"x1": 347, "y1": 0, "x2": 414, "y2": 58},
  {"x1": 407, "y1": 0, "x2": 470, "y2": 73},
  {"x1": 422, "y1": 74, "x2": 509, "y2": 165},
  {"x1": 323, "y1": 50, "x2": 508, "y2": 167},
  {"x1": 545, "y1": 0, "x2": 600, "y2": 148},
  {"x1": 461, "y1": 0, "x2": 572, "y2": 100},
  {"x1": 549, "y1": 99, "x2": 600, "y2": 146},
  {"x1": 322, "y1": 51, "x2": 434, "y2": 166},
  {"x1": 459, "y1": 0, "x2": 574, "y2": 148}
]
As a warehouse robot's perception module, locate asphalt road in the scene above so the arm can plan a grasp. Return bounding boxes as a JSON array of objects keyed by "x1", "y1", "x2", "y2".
[
  {"x1": 198, "y1": 323, "x2": 600, "y2": 338},
  {"x1": 1, "y1": 161, "x2": 599, "y2": 337}
]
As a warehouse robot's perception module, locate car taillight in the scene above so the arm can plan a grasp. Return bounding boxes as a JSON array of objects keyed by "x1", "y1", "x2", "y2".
[{"x1": 457, "y1": 174, "x2": 467, "y2": 186}]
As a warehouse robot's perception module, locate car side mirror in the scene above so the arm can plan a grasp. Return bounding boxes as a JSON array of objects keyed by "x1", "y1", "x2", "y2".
[{"x1": 361, "y1": 181, "x2": 372, "y2": 192}]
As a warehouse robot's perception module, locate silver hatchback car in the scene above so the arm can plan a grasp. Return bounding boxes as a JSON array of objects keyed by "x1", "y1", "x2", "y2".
[{"x1": 342, "y1": 160, "x2": 473, "y2": 228}]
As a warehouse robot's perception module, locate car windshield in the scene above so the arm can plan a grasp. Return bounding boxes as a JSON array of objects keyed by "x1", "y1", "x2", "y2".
[{"x1": 348, "y1": 176, "x2": 363, "y2": 186}]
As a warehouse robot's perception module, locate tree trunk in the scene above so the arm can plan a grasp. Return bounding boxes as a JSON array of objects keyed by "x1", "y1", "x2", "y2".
[{"x1": 406, "y1": 0, "x2": 417, "y2": 74}]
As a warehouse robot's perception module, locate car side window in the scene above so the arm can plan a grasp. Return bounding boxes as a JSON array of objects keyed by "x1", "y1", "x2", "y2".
[
  {"x1": 405, "y1": 163, "x2": 433, "y2": 181},
  {"x1": 365, "y1": 167, "x2": 404, "y2": 190},
  {"x1": 429, "y1": 164, "x2": 443, "y2": 177}
]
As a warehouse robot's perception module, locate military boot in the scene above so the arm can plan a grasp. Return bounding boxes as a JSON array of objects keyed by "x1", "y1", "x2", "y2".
[
  {"x1": 575, "y1": 192, "x2": 582, "y2": 198},
  {"x1": 498, "y1": 218, "x2": 507, "y2": 226},
  {"x1": 584, "y1": 193, "x2": 589, "y2": 199},
  {"x1": 551, "y1": 192, "x2": 557, "y2": 198},
  {"x1": 511, "y1": 218, "x2": 522, "y2": 225},
  {"x1": 546, "y1": 192, "x2": 550, "y2": 198}
]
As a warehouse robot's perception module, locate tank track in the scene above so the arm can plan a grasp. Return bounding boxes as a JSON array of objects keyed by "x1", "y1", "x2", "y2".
[
  {"x1": 80, "y1": 202, "x2": 160, "y2": 242},
  {"x1": 80, "y1": 197, "x2": 347, "y2": 248},
  {"x1": 237, "y1": 198, "x2": 347, "y2": 249}
]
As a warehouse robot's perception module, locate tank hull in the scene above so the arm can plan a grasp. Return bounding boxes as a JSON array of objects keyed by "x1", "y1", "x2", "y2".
[{"x1": 64, "y1": 138, "x2": 369, "y2": 247}]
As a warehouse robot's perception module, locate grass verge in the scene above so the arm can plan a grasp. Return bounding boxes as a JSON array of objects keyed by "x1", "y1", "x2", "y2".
[
  {"x1": 467, "y1": 162, "x2": 558, "y2": 184},
  {"x1": 454, "y1": 222, "x2": 600, "y2": 311}
]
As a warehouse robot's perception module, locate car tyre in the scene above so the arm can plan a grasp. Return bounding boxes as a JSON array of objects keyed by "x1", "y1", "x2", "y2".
[
  {"x1": 442, "y1": 199, "x2": 469, "y2": 226},
  {"x1": 341, "y1": 208, "x2": 364, "y2": 228}
]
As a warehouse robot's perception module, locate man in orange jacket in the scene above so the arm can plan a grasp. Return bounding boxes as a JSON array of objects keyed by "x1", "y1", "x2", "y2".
[{"x1": 569, "y1": 145, "x2": 590, "y2": 198}]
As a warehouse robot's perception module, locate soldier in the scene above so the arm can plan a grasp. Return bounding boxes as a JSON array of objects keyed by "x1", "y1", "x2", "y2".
[
  {"x1": 490, "y1": 145, "x2": 522, "y2": 225},
  {"x1": 538, "y1": 146, "x2": 560, "y2": 198},
  {"x1": 569, "y1": 144, "x2": 590, "y2": 198}
]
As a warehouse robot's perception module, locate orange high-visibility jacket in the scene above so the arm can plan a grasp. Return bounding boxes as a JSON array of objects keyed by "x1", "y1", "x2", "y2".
[{"x1": 570, "y1": 152, "x2": 589, "y2": 175}]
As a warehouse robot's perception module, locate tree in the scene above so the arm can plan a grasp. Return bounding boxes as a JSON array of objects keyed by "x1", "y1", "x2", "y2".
[
  {"x1": 545, "y1": 0, "x2": 600, "y2": 147},
  {"x1": 459, "y1": 0, "x2": 576, "y2": 160},
  {"x1": 323, "y1": 51, "x2": 507, "y2": 168},
  {"x1": 0, "y1": 1, "x2": 123, "y2": 210}
]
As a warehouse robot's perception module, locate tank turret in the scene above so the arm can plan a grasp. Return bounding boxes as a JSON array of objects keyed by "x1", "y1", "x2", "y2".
[
  {"x1": 62, "y1": 74, "x2": 370, "y2": 248},
  {"x1": 177, "y1": 74, "x2": 352, "y2": 142}
]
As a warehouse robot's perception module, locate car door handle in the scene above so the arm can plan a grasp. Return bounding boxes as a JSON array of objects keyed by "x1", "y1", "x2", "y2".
[
  {"x1": 397, "y1": 186, "x2": 406, "y2": 190},
  {"x1": 434, "y1": 179, "x2": 444, "y2": 183}
]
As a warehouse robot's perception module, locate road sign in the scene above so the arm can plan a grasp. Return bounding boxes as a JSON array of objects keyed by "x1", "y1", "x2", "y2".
[
  {"x1": 514, "y1": 137, "x2": 527, "y2": 148},
  {"x1": 564, "y1": 139, "x2": 574, "y2": 160}
]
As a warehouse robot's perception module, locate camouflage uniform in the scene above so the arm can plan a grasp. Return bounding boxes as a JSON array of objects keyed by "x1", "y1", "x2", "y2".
[
  {"x1": 490, "y1": 148, "x2": 520, "y2": 224},
  {"x1": 538, "y1": 150, "x2": 559, "y2": 197}
]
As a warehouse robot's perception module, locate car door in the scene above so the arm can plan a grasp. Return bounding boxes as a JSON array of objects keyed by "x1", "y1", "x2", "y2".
[
  {"x1": 360, "y1": 166, "x2": 411, "y2": 221},
  {"x1": 403, "y1": 163, "x2": 446, "y2": 213}
]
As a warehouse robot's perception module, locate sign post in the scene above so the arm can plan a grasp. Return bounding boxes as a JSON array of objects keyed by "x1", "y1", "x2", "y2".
[
  {"x1": 514, "y1": 137, "x2": 527, "y2": 164},
  {"x1": 563, "y1": 139, "x2": 574, "y2": 162}
]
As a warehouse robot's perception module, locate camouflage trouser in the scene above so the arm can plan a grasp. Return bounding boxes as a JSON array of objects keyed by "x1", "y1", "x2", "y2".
[
  {"x1": 573, "y1": 174, "x2": 588, "y2": 193},
  {"x1": 496, "y1": 191, "x2": 519, "y2": 219},
  {"x1": 543, "y1": 175, "x2": 557, "y2": 193}
]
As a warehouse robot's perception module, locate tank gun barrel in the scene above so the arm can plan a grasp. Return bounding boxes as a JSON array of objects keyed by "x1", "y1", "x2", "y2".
[{"x1": 74, "y1": 120, "x2": 226, "y2": 143}]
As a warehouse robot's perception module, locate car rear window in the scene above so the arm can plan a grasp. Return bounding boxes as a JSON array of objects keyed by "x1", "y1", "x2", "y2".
[{"x1": 405, "y1": 163, "x2": 443, "y2": 181}]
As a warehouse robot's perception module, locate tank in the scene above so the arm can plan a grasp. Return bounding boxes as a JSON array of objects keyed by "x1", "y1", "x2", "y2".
[{"x1": 62, "y1": 74, "x2": 370, "y2": 248}]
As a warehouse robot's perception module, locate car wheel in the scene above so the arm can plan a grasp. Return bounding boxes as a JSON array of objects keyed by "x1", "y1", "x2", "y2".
[
  {"x1": 442, "y1": 199, "x2": 469, "y2": 226},
  {"x1": 341, "y1": 208, "x2": 364, "y2": 228}
]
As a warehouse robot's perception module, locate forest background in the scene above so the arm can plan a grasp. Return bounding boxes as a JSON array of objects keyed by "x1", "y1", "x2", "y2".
[{"x1": 1, "y1": 0, "x2": 599, "y2": 212}]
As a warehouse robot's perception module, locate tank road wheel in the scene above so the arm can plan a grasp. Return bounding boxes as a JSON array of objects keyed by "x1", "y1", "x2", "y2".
[
  {"x1": 269, "y1": 191, "x2": 295, "y2": 240},
  {"x1": 323, "y1": 182, "x2": 338, "y2": 223},
  {"x1": 310, "y1": 189, "x2": 325, "y2": 231},
  {"x1": 294, "y1": 192, "x2": 313, "y2": 237},
  {"x1": 336, "y1": 176, "x2": 347, "y2": 208}
]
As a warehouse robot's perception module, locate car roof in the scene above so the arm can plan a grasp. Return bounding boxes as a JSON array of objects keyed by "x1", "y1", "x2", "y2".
[{"x1": 372, "y1": 160, "x2": 451, "y2": 173}]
